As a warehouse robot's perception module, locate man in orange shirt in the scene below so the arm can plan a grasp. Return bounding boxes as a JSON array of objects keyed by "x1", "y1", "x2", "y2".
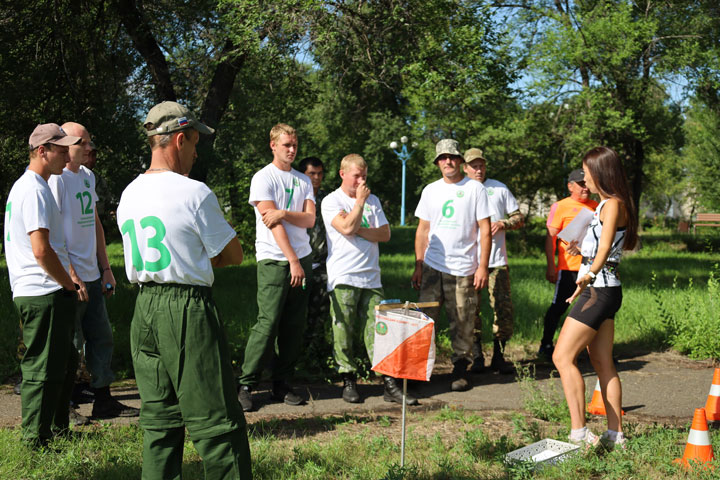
[{"x1": 538, "y1": 169, "x2": 598, "y2": 359}]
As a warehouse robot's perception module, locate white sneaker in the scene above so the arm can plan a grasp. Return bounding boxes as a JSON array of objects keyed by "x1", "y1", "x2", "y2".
[
  {"x1": 600, "y1": 431, "x2": 627, "y2": 451},
  {"x1": 568, "y1": 429, "x2": 600, "y2": 449}
]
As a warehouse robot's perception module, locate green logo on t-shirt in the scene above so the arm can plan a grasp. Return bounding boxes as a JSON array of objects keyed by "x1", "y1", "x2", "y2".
[
  {"x1": 84, "y1": 179, "x2": 91, "y2": 188},
  {"x1": 456, "y1": 190, "x2": 464, "y2": 198},
  {"x1": 487, "y1": 188, "x2": 495, "y2": 196}
]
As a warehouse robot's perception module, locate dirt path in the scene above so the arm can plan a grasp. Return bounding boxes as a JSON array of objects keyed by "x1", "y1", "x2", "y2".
[{"x1": 0, "y1": 350, "x2": 714, "y2": 429}]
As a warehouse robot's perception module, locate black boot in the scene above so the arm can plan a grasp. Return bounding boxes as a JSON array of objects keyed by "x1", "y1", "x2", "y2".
[
  {"x1": 470, "y1": 343, "x2": 486, "y2": 374},
  {"x1": 451, "y1": 359, "x2": 471, "y2": 391},
  {"x1": 490, "y1": 338, "x2": 515, "y2": 374},
  {"x1": 383, "y1": 376, "x2": 419, "y2": 406},
  {"x1": 341, "y1": 373, "x2": 362, "y2": 403},
  {"x1": 91, "y1": 386, "x2": 140, "y2": 419}
]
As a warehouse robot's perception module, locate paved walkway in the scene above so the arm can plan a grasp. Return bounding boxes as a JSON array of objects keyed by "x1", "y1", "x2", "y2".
[{"x1": 1, "y1": 350, "x2": 714, "y2": 427}]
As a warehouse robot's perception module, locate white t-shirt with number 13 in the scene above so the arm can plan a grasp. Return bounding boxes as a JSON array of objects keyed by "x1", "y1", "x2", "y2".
[
  {"x1": 116, "y1": 172, "x2": 236, "y2": 287},
  {"x1": 414, "y1": 176, "x2": 492, "y2": 277}
]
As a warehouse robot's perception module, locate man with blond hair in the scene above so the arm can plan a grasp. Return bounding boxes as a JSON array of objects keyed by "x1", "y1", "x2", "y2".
[
  {"x1": 4, "y1": 124, "x2": 82, "y2": 448},
  {"x1": 237, "y1": 123, "x2": 315, "y2": 412},
  {"x1": 412, "y1": 139, "x2": 492, "y2": 392},
  {"x1": 49, "y1": 122, "x2": 138, "y2": 421},
  {"x1": 322, "y1": 154, "x2": 415, "y2": 405}
]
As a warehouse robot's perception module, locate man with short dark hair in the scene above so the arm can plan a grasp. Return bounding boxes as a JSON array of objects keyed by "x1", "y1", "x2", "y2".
[
  {"x1": 237, "y1": 124, "x2": 315, "y2": 412},
  {"x1": 49, "y1": 122, "x2": 138, "y2": 420},
  {"x1": 297, "y1": 156, "x2": 331, "y2": 366},
  {"x1": 412, "y1": 139, "x2": 492, "y2": 392},
  {"x1": 4, "y1": 123, "x2": 82, "y2": 448},
  {"x1": 117, "y1": 101, "x2": 251, "y2": 479},
  {"x1": 538, "y1": 169, "x2": 598, "y2": 359},
  {"x1": 463, "y1": 148, "x2": 524, "y2": 375}
]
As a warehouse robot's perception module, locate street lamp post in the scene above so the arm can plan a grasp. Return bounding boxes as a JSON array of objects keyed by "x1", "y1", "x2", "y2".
[{"x1": 389, "y1": 136, "x2": 416, "y2": 226}]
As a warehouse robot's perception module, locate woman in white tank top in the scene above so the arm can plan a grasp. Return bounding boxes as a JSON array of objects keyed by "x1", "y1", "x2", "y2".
[{"x1": 552, "y1": 146, "x2": 638, "y2": 450}]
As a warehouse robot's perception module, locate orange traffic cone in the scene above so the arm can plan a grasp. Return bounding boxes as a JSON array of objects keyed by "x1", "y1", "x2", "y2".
[
  {"x1": 587, "y1": 379, "x2": 625, "y2": 416},
  {"x1": 674, "y1": 408, "x2": 715, "y2": 469},
  {"x1": 705, "y1": 368, "x2": 720, "y2": 421}
]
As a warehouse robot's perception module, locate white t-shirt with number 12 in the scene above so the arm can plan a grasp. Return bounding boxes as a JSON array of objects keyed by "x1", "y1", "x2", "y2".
[
  {"x1": 48, "y1": 166, "x2": 100, "y2": 282},
  {"x1": 116, "y1": 172, "x2": 236, "y2": 287},
  {"x1": 415, "y1": 176, "x2": 492, "y2": 277}
]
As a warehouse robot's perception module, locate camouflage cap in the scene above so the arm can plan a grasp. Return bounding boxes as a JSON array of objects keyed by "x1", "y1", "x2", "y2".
[
  {"x1": 144, "y1": 101, "x2": 215, "y2": 137},
  {"x1": 463, "y1": 148, "x2": 487, "y2": 164},
  {"x1": 434, "y1": 139, "x2": 462, "y2": 163}
]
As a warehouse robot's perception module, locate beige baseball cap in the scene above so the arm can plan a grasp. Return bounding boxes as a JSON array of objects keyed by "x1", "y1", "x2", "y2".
[
  {"x1": 463, "y1": 148, "x2": 487, "y2": 163},
  {"x1": 28, "y1": 123, "x2": 82, "y2": 150},
  {"x1": 144, "y1": 101, "x2": 215, "y2": 136},
  {"x1": 434, "y1": 139, "x2": 463, "y2": 163}
]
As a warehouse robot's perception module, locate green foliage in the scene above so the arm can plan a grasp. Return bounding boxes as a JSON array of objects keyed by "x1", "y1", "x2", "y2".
[
  {"x1": 516, "y1": 363, "x2": 570, "y2": 424},
  {"x1": 684, "y1": 98, "x2": 720, "y2": 212},
  {"x1": 653, "y1": 265, "x2": 720, "y2": 360}
]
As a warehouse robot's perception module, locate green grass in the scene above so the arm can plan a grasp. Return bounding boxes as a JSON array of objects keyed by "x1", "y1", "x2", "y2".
[
  {"x1": 1, "y1": 410, "x2": 719, "y2": 479},
  {"x1": 2, "y1": 226, "x2": 719, "y2": 380}
]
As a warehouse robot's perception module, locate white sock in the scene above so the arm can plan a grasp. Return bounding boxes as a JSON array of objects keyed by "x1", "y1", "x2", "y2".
[{"x1": 570, "y1": 427, "x2": 588, "y2": 441}]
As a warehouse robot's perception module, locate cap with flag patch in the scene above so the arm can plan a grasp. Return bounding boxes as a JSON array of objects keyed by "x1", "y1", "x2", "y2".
[{"x1": 144, "y1": 101, "x2": 214, "y2": 137}]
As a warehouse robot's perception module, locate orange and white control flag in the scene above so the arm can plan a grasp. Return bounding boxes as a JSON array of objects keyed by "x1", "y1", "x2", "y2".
[{"x1": 372, "y1": 308, "x2": 435, "y2": 381}]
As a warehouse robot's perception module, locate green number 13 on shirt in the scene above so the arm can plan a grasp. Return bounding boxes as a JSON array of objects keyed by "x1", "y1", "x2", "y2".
[{"x1": 120, "y1": 216, "x2": 172, "y2": 272}]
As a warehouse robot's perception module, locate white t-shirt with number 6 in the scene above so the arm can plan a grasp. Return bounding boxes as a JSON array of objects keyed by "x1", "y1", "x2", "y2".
[
  {"x1": 117, "y1": 172, "x2": 236, "y2": 287},
  {"x1": 414, "y1": 176, "x2": 492, "y2": 277}
]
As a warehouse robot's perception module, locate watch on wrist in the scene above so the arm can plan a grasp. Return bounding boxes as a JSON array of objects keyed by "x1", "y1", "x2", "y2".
[{"x1": 587, "y1": 270, "x2": 596, "y2": 280}]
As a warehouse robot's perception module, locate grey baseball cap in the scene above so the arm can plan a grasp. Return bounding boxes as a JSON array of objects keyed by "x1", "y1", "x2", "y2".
[
  {"x1": 568, "y1": 169, "x2": 585, "y2": 183},
  {"x1": 28, "y1": 123, "x2": 81, "y2": 150},
  {"x1": 434, "y1": 139, "x2": 463, "y2": 163},
  {"x1": 144, "y1": 101, "x2": 214, "y2": 137}
]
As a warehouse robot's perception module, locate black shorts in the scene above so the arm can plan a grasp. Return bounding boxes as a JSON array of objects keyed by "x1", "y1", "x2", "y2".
[{"x1": 567, "y1": 286, "x2": 623, "y2": 330}]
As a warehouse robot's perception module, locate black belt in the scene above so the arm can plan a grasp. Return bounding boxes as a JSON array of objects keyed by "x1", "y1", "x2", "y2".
[{"x1": 582, "y1": 256, "x2": 619, "y2": 276}]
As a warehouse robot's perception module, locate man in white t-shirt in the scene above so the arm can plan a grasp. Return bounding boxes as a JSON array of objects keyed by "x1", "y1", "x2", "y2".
[
  {"x1": 322, "y1": 154, "x2": 417, "y2": 405},
  {"x1": 237, "y1": 123, "x2": 315, "y2": 412},
  {"x1": 412, "y1": 139, "x2": 492, "y2": 392},
  {"x1": 49, "y1": 122, "x2": 138, "y2": 421},
  {"x1": 117, "y1": 101, "x2": 251, "y2": 478},
  {"x1": 4, "y1": 123, "x2": 81, "y2": 448},
  {"x1": 464, "y1": 148, "x2": 524, "y2": 375}
]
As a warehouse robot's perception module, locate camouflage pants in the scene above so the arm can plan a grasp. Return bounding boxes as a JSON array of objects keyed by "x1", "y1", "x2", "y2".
[
  {"x1": 474, "y1": 266, "x2": 514, "y2": 348},
  {"x1": 303, "y1": 266, "x2": 332, "y2": 364},
  {"x1": 329, "y1": 285, "x2": 384, "y2": 374},
  {"x1": 418, "y1": 263, "x2": 478, "y2": 364}
]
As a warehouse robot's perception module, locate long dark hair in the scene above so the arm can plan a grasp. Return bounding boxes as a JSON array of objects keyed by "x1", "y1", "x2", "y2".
[{"x1": 582, "y1": 146, "x2": 638, "y2": 250}]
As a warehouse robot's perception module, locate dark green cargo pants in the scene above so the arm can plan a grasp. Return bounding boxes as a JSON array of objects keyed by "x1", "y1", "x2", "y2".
[
  {"x1": 237, "y1": 256, "x2": 311, "y2": 387},
  {"x1": 14, "y1": 289, "x2": 77, "y2": 445},
  {"x1": 131, "y1": 283, "x2": 252, "y2": 480}
]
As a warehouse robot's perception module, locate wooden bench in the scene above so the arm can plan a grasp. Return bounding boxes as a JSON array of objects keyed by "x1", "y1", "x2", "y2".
[{"x1": 693, "y1": 213, "x2": 720, "y2": 234}]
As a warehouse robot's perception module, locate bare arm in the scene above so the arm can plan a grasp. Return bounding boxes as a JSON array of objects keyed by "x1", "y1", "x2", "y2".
[
  {"x1": 256, "y1": 200, "x2": 305, "y2": 287},
  {"x1": 95, "y1": 212, "x2": 116, "y2": 296},
  {"x1": 261, "y1": 199, "x2": 315, "y2": 229},
  {"x1": 211, "y1": 237, "x2": 244, "y2": 268},
  {"x1": 29, "y1": 229, "x2": 77, "y2": 295},
  {"x1": 411, "y1": 219, "x2": 430, "y2": 290},
  {"x1": 329, "y1": 181, "x2": 371, "y2": 236},
  {"x1": 356, "y1": 224, "x2": 391, "y2": 243},
  {"x1": 567, "y1": 199, "x2": 624, "y2": 303},
  {"x1": 474, "y1": 217, "x2": 491, "y2": 290},
  {"x1": 545, "y1": 226, "x2": 560, "y2": 283}
]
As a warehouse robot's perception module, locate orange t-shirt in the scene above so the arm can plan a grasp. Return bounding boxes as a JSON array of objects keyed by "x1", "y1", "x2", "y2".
[{"x1": 546, "y1": 197, "x2": 598, "y2": 271}]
